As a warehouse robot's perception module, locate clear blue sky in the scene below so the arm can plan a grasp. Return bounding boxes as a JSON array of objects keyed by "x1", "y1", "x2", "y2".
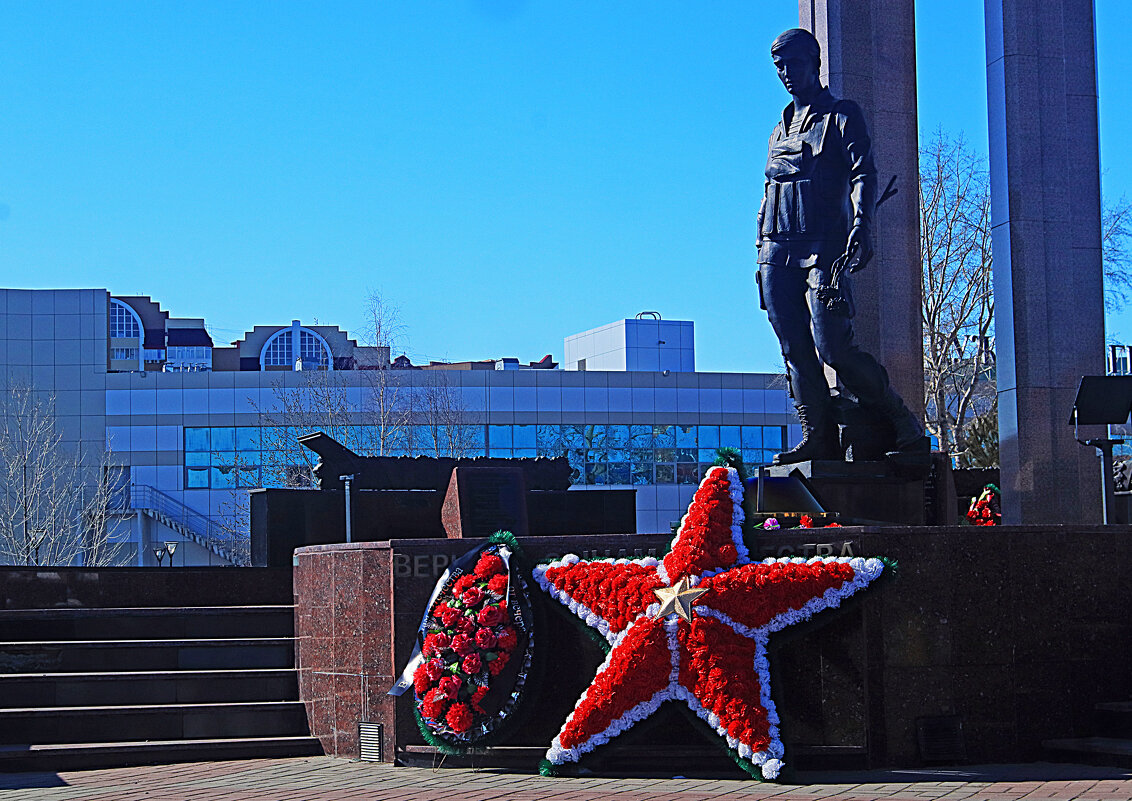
[{"x1": 0, "y1": 1, "x2": 1128, "y2": 372}]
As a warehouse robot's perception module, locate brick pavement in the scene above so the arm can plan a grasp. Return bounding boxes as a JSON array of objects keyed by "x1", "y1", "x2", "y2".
[{"x1": 0, "y1": 758, "x2": 1129, "y2": 801}]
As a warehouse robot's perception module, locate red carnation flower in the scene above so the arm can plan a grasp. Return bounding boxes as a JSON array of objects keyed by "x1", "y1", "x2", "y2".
[
  {"x1": 488, "y1": 651, "x2": 510, "y2": 675},
  {"x1": 455, "y1": 616, "x2": 476, "y2": 636},
  {"x1": 451, "y1": 634, "x2": 475, "y2": 656},
  {"x1": 799, "y1": 514, "x2": 814, "y2": 528},
  {"x1": 437, "y1": 675, "x2": 462, "y2": 699},
  {"x1": 461, "y1": 586, "x2": 485, "y2": 607},
  {"x1": 478, "y1": 604, "x2": 505, "y2": 626},
  {"x1": 446, "y1": 702, "x2": 473, "y2": 733},
  {"x1": 470, "y1": 685, "x2": 489, "y2": 713},
  {"x1": 421, "y1": 688, "x2": 448, "y2": 719},
  {"x1": 440, "y1": 607, "x2": 462, "y2": 628},
  {"x1": 413, "y1": 666, "x2": 434, "y2": 695},
  {"x1": 431, "y1": 632, "x2": 451, "y2": 651},
  {"x1": 496, "y1": 627, "x2": 518, "y2": 652},
  {"x1": 423, "y1": 658, "x2": 444, "y2": 682},
  {"x1": 422, "y1": 633, "x2": 440, "y2": 658},
  {"x1": 452, "y1": 575, "x2": 476, "y2": 594},
  {"x1": 461, "y1": 653, "x2": 483, "y2": 674},
  {"x1": 486, "y1": 574, "x2": 509, "y2": 596},
  {"x1": 474, "y1": 628, "x2": 498, "y2": 649},
  {"x1": 475, "y1": 553, "x2": 505, "y2": 579}
]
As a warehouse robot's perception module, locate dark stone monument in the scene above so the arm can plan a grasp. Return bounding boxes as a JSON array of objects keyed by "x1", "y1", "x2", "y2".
[
  {"x1": 249, "y1": 434, "x2": 636, "y2": 567},
  {"x1": 441, "y1": 466, "x2": 530, "y2": 539},
  {"x1": 756, "y1": 27, "x2": 929, "y2": 467},
  {"x1": 293, "y1": 524, "x2": 1132, "y2": 769}
]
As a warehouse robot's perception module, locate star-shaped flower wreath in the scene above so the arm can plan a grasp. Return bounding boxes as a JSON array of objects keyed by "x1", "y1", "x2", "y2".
[{"x1": 532, "y1": 465, "x2": 884, "y2": 780}]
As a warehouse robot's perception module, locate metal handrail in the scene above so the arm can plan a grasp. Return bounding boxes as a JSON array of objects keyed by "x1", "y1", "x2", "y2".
[{"x1": 126, "y1": 484, "x2": 247, "y2": 565}]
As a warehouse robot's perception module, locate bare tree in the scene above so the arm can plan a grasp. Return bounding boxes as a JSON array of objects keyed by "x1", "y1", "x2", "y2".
[
  {"x1": 0, "y1": 385, "x2": 129, "y2": 566},
  {"x1": 253, "y1": 368, "x2": 365, "y2": 488},
  {"x1": 358, "y1": 290, "x2": 409, "y2": 455},
  {"x1": 211, "y1": 450, "x2": 254, "y2": 566},
  {"x1": 1103, "y1": 195, "x2": 1132, "y2": 312},
  {"x1": 920, "y1": 131, "x2": 996, "y2": 463},
  {"x1": 413, "y1": 371, "x2": 480, "y2": 458}
]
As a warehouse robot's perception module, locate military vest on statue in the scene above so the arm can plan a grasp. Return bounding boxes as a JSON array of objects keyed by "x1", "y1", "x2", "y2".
[{"x1": 761, "y1": 99, "x2": 853, "y2": 241}]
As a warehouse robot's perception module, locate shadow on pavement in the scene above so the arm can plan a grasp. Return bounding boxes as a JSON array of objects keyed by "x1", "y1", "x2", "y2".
[
  {"x1": 0, "y1": 772, "x2": 68, "y2": 790},
  {"x1": 798, "y1": 762, "x2": 1132, "y2": 785}
]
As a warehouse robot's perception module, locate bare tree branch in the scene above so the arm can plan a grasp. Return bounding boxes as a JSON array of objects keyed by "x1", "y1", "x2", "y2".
[
  {"x1": 1103, "y1": 194, "x2": 1132, "y2": 312},
  {"x1": 0, "y1": 384, "x2": 129, "y2": 566},
  {"x1": 920, "y1": 130, "x2": 996, "y2": 465}
]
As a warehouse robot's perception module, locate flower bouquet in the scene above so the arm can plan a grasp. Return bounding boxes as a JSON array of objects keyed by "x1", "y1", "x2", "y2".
[{"x1": 407, "y1": 535, "x2": 535, "y2": 749}]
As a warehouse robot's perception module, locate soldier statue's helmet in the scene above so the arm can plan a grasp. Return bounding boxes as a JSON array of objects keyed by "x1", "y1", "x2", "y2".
[{"x1": 770, "y1": 28, "x2": 821, "y2": 70}]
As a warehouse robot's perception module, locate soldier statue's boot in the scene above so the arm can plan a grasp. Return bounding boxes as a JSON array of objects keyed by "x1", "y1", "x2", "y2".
[
  {"x1": 876, "y1": 388, "x2": 928, "y2": 452},
  {"x1": 773, "y1": 405, "x2": 841, "y2": 465}
]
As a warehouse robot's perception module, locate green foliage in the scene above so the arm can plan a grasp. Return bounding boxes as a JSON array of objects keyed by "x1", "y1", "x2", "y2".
[
  {"x1": 713, "y1": 447, "x2": 748, "y2": 483},
  {"x1": 959, "y1": 405, "x2": 999, "y2": 468}
]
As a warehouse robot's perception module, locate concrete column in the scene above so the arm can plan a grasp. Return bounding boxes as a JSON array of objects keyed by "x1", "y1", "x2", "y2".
[
  {"x1": 799, "y1": 0, "x2": 925, "y2": 419},
  {"x1": 985, "y1": 0, "x2": 1104, "y2": 522}
]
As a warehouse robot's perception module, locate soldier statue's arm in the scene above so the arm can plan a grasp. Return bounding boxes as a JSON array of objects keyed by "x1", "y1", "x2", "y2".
[{"x1": 835, "y1": 99, "x2": 878, "y2": 272}]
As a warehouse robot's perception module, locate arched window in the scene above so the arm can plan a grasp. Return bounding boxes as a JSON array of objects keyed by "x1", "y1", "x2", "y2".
[
  {"x1": 259, "y1": 324, "x2": 333, "y2": 371},
  {"x1": 109, "y1": 299, "x2": 142, "y2": 339},
  {"x1": 108, "y1": 298, "x2": 143, "y2": 371},
  {"x1": 298, "y1": 330, "x2": 329, "y2": 368}
]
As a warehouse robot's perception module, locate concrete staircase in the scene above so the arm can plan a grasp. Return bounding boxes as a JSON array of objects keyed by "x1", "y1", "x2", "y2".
[
  {"x1": 1044, "y1": 702, "x2": 1132, "y2": 767},
  {"x1": 128, "y1": 484, "x2": 247, "y2": 566},
  {"x1": 0, "y1": 604, "x2": 322, "y2": 771}
]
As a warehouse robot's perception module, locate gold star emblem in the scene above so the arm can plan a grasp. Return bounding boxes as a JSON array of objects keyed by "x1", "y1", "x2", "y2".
[{"x1": 652, "y1": 576, "x2": 708, "y2": 622}]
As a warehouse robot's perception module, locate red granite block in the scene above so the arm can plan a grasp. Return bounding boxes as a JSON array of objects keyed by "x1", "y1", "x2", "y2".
[
  {"x1": 333, "y1": 634, "x2": 362, "y2": 672},
  {"x1": 310, "y1": 668, "x2": 334, "y2": 701},
  {"x1": 303, "y1": 638, "x2": 333, "y2": 678},
  {"x1": 308, "y1": 697, "x2": 335, "y2": 750},
  {"x1": 309, "y1": 602, "x2": 333, "y2": 641},
  {"x1": 308, "y1": 552, "x2": 333, "y2": 608},
  {"x1": 333, "y1": 673, "x2": 363, "y2": 759}
]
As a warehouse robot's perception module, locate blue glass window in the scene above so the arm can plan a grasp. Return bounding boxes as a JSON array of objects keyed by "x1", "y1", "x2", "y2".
[
  {"x1": 185, "y1": 428, "x2": 210, "y2": 452},
  {"x1": 513, "y1": 425, "x2": 536, "y2": 449},
  {"x1": 720, "y1": 426, "x2": 741, "y2": 449},
  {"x1": 236, "y1": 427, "x2": 260, "y2": 451},
  {"x1": 488, "y1": 425, "x2": 513, "y2": 450}
]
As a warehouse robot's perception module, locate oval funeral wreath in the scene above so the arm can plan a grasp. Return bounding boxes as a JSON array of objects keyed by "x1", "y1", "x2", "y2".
[{"x1": 410, "y1": 535, "x2": 535, "y2": 748}]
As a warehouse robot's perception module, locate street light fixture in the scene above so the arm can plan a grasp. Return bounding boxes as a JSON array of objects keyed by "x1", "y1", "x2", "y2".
[
  {"x1": 339, "y1": 475, "x2": 355, "y2": 543},
  {"x1": 153, "y1": 547, "x2": 166, "y2": 566},
  {"x1": 164, "y1": 541, "x2": 178, "y2": 567},
  {"x1": 28, "y1": 527, "x2": 47, "y2": 566}
]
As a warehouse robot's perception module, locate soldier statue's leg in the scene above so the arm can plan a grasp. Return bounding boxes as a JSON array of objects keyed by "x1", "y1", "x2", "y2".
[
  {"x1": 760, "y1": 253, "x2": 840, "y2": 464},
  {"x1": 805, "y1": 262, "x2": 924, "y2": 449}
]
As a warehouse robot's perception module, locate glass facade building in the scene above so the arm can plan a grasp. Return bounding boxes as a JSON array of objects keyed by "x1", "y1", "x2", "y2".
[
  {"x1": 0, "y1": 288, "x2": 799, "y2": 565},
  {"x1": 183, "y1": 423, "x2": 786, "y2": 490}
]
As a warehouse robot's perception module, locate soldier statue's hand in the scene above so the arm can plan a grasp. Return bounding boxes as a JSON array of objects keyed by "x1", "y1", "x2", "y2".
[{"x1": 845, "y1": 224, "x2": 874, "y2": 273}]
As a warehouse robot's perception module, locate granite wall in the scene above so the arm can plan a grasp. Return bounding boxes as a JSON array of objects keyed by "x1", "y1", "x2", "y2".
[{"x1": 293, "y1": 525, "x2": 1132, "y2": 770}]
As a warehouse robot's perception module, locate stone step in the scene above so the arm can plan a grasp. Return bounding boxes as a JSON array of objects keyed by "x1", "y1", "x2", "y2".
[
  {"x1": 0, "y1": 669, "x2": 298, "y2": 708},
  {"x1": 0, "y1": 638, "x2": 294, "y2": 673},
  {"x1": 1043, "y1": 737, "x2": 1132, "y2": 768},
  {"x1": 0, "y1": 735, "x2": 323, "y2": 773},
  {"x1": 0, "y1": 700, "x2": 310, "y2": 746},
  {"x1": 0, "y1": 606, "x2": 294, "y2": 642},
  {"x1": 1096, "y1": 702, "x2": 1132, "y2": 739}
]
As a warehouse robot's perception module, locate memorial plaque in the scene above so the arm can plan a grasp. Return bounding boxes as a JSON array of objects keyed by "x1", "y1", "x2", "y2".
[{"x1": 441, "y1": 466, "x2": 530, "y2": 539}]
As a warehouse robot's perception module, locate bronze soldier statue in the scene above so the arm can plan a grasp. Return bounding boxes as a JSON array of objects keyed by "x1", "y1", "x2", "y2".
[{"x1": 757, "y1": 28, "x2": 926, "y2": 465}]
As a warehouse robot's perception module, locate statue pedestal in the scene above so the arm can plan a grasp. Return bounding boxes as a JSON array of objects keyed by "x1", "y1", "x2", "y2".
[{"x1": 767, "y1": 454, "x2": 956, "y2": 526}]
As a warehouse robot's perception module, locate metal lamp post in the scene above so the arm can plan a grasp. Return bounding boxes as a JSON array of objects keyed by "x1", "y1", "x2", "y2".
[{"x1": 340, "y1": 474, "x2": 355, "y2": 543}]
